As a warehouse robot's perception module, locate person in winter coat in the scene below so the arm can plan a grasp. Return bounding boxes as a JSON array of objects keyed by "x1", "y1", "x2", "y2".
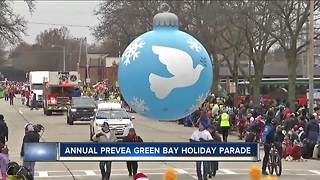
[
  {"x1": 92, "y1": 122, "x2": 117, "y2": 180},
  {"x1": 8, "y1": 90, "x2": 15, "y2": 106},
  {"x1": 0, "y1": 115, "x2": 8, "y2": 145},
  {"x1": 283, "y1": 113, "x2": 296, "y2": 132},
  {"x1": 0, "y1": 145, "x2": 9, "y2": 180},
  {"x1": 190, "y1": 119, "x2": 213, "y2": 180},
  {"x1": 30, "y1": 92, "x2": 38, "y2": 110},
  {"x1": 123, "y1": 128, "x2": 143, "y2": 177},
  {"x1": 20, "y1": 124, "x2": 40, "y2": 180},
  {"x1": 303, "y1": 115, "x2": 320, "y2": 158},
  {"x1": 207, "y1": 125, "x2": 221, "y2": 178}
]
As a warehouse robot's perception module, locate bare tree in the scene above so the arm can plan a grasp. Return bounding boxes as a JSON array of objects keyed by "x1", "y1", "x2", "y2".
[
  {"x1": 218, "y1": 2, "x2": 249, "y2": 106},
  {"x1": 35, "y1": 26, "x2": 72, "y2": 47},
  {"x1": 254, "y1": 0, "x2": 320, "y2": 109},
  {"x1": 239, "y1": 1, "x2": 278, "y2": 106},
  {"x1": 186, "y1": 1, "x2": 229, "y2": 95},
  {"x1": 93, "y1": 1, "x2": 196, "y2": 54},
  {"x1": 0, "y1": 0, "x2": 34, "y2": 44}
]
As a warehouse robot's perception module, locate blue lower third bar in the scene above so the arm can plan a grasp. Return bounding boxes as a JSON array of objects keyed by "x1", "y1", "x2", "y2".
[
  {"x1": 24, "y1": 143, "x2": 57, "y2": 161},
  {"x1": 23, "y1": 142, "x2": 259, "y2": 162},
  {"x1": 58, "y1": 142, "x2": 260, "y2": 162}
]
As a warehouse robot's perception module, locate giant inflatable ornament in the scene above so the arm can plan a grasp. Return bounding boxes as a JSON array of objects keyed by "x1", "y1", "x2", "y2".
[{"x1": 118, "y1": 8, "x2": 213, "y2": 120}]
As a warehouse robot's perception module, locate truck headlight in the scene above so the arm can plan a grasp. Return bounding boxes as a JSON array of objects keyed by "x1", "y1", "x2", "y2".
[{"x1": 71, "y1": 109, "x2": 77, "y2": 112}]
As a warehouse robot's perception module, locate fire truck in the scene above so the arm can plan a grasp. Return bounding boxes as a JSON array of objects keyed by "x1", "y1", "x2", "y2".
[{"x1": 43, "y1": 71, "x2": 79, "y2": 116}]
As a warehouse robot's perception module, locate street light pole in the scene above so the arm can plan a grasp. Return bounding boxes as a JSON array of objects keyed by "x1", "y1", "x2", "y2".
[{"x1": 308, "y1": 0, "x2": 314, "y2": 114}]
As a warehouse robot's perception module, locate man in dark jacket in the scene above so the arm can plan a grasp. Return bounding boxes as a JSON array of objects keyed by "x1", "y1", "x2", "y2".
[
  {"x1": 0, "y1": 114, "x2": 8, "y2": 145},
  {"x1": 20, "y1": 124, "x2": 40, "y2": 180},
  {"x1": 123, "y1": 128, "x2": 143, "y2": 177},
  {"x1": 303, "y1": 115, "x2": 320, "y2": 158},
  {"x1": 305, "y1": 115, "x2": 320, "y2": 142},
  {"x1": 208, "y1": 125, "x2": 221, "y2": 178}
]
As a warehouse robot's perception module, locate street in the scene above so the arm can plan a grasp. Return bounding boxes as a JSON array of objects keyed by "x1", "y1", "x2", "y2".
[{"x1": 2, "y1": 97, "x2": 320, "y2": 180}]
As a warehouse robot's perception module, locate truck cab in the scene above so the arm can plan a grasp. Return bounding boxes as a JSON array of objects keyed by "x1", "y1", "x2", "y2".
[
  {"x1": 43, "y1": 71, "x2": 79, "y2": 116},
  {"x1": 28, "y1": 71, "x2": 49, "y2": 107}
]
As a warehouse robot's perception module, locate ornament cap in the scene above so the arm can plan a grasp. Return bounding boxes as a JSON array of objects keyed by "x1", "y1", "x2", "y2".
[{"x1": 153, "y1": 12, "x2": 179, "y2": 28}]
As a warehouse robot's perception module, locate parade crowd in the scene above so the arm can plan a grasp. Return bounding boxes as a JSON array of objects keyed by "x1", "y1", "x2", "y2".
[{"x1": 182, "y1": 94, "x2": 320, "y2": 161}]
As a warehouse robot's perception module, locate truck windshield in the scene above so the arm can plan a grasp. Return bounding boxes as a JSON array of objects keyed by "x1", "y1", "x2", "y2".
[
  {"x1": 32, "y1": 84, "x2": 43, "y2": 90},
  {"x1": 48, "y1": 86, "x2": 75, "y2": 97}
]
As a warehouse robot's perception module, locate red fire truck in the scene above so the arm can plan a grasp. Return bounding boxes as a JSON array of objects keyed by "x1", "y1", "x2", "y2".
[{"x1": 43, "y1": 71, "x2": 79, "y2": 116}]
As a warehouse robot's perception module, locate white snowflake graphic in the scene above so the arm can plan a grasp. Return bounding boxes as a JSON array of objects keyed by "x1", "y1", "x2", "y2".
[
  {"x1": 129, "y1": 97, "x2": 150, "y2": 113},
  {"x1": 187, "y1": 39, "x2": 202, "y2": 52},
  {"x1": 189, "y1": 91, "x2": 210, "y2": 112},
  {"x1": 122, "y1": 38, "x2": 145, "y2": 66}
]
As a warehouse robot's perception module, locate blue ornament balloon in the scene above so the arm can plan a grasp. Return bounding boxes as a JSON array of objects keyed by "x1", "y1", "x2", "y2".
[{"x1": 118, "y1": 11, "x2": 213, "y2": 120}]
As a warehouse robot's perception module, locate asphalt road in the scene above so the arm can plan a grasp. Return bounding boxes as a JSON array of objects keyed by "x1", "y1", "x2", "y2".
[{"x1": 1, "y1": 96, "x2": 320, "y2": 180}]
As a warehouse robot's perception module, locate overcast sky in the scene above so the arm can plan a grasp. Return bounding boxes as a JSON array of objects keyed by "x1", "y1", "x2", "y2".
[{"x1": 12, "y1": 1, "x2": 100, "y2": 44}]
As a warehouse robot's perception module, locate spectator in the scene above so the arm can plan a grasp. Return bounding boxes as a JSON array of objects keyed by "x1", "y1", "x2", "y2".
[
  {"x1": 291, "y1": 140, "x2": 302, "y2": 160},
  {"x1": 0, "y1": 115, "x2": 8, "y2": 145},
  {"x1": 20, "y1": 124, "x2": 40, "y2": 180},
  {"x1": 0, "y1": 145, "x2": 9, "y2": 180},
  {"x1": 283, "y1": 113, "x2": 296, "y2": 132},
  {"x1": 302, "y1": 115, "x2": 319, "y2": 159}
]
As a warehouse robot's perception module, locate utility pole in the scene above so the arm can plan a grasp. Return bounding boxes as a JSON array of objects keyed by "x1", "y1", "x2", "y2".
[
  {"x1": 85, "y1": 37, "x2": 90, "y2": 85},
  {"x1": 77, "y1": 38, "x2": 82, "y2": 73},
  {"x1": 308, "y1": 0, "x2": 315, "y2": 114}
]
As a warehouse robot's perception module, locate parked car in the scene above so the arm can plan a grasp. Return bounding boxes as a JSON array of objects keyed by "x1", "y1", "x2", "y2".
[
  {"x1": 67, "y1": 96, "x2": 96, "y2": 125},
  {"x1": 90, "y1": 102, "x2": 134, "y2": 140}
]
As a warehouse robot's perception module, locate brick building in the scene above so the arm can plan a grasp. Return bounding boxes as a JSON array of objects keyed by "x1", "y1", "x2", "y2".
[{"x1": 78, "y1": 53, "x2": 120, "y2": 86}]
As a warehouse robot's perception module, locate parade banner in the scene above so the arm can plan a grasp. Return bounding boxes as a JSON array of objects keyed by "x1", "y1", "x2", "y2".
[{"x1": 24, "y1": 142, "x2": 259, "y2": 162}]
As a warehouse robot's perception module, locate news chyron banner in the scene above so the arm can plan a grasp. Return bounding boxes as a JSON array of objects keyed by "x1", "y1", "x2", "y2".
[{"x1": 24, "y1": 142, "x2": 260, "y2": 162}]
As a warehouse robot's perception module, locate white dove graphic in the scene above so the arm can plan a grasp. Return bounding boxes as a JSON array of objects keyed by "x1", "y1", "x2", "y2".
[{"x1": 149, "y1": 45, "x2": 204, "y2": 99}]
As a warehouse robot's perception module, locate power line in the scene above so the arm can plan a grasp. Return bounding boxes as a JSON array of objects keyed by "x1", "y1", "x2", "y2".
[{"x1": 27, "y1": 21, "x2": 92, "y2": 28}]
